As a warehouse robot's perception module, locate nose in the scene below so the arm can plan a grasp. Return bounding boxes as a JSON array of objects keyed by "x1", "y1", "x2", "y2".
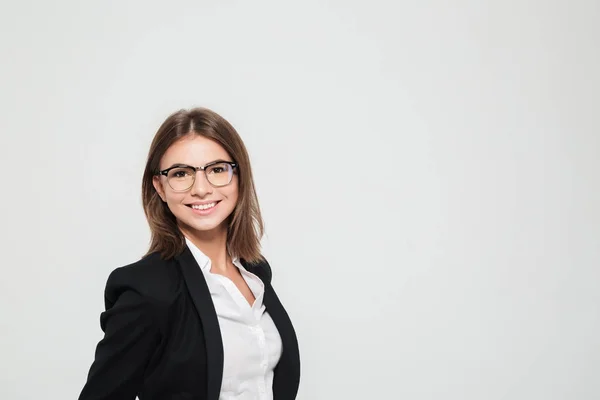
[{"x1": 190, "y1": 171, "x2": 213, "y2": 197}]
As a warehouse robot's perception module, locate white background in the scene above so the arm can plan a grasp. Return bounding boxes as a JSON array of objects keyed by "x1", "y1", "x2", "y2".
[{"x1": 1, "y1": 1, "x2": 599, "y2": 399}]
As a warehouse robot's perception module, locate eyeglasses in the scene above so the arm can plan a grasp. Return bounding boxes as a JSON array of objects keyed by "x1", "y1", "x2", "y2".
[{"x1": 156, "y1": 161, "x2": 238, "y2": 192}]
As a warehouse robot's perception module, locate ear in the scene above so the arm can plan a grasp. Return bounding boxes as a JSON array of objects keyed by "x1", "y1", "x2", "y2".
[{"x1": 152, "y1": 175, "x2": 167, "y2": 202}]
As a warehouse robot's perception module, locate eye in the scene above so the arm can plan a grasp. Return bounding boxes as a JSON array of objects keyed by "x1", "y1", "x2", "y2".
[
  {"x1": 168, "y1": 168, "x2": 193, "y2": 179},
  {"x1": 208, "y1": 163, "x2": 230, "y2": 174}
]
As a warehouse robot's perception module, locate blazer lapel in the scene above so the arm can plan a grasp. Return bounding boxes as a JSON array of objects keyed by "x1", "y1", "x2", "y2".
[
  {"x1": 263, "y1": 284, "x2": 301, "y2": 398},
  {"x1": 176, "y1": 247, "x2": 223, "y2": 400},
  {"x1": 245, "y1": 261, "x2": 301, "y2": 398}
]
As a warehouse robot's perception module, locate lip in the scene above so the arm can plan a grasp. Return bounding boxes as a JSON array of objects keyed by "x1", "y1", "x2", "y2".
[
  {"x1": 187, "y1": 200, "x2": 220, "y2": 216},
  {"x1": 186, "y1": 200, "x2": 221, "y2": 206}
]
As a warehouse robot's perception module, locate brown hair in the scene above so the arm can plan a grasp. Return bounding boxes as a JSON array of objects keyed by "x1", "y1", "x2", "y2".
[{"x1": 141, "y1": 107, "x2": 265, "y2": 263}]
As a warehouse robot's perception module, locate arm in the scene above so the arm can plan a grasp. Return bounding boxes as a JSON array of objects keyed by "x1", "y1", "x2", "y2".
[{"x1": 78, "y1": 269, "x2": 161, "y2": 400}]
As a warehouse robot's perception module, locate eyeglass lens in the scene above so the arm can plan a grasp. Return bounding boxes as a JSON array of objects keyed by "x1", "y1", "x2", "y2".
[{"x1": 167, "y1": 163, "x2": 233, "y2": 190}]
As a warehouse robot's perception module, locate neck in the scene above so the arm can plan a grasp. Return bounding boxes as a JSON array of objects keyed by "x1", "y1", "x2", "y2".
[{"x1": 180, "y1": 224, "x2": 231, "y2": 273}]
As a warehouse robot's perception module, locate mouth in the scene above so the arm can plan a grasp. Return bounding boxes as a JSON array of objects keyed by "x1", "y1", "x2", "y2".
[{"x1": 186, "y1": 201, "x2": 221, "y2": 215}]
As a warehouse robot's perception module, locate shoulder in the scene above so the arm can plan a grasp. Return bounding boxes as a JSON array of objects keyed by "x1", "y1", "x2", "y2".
[
  {"x1": 104, "y1": 252, "x2": 183, "y2": 308},
  {"x1": 242, "y1": 256, "x2": 273, "y2": 285}
]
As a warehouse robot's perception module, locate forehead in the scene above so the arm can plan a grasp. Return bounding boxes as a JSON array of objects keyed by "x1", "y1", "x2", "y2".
[{"x1": 160, "y1": 135, "x2": 231, "y2": 167}]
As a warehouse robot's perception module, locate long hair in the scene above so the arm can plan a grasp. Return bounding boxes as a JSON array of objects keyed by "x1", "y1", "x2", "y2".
[{"x1": 141, "y1": 107, "x2": 265, "y2": 263}]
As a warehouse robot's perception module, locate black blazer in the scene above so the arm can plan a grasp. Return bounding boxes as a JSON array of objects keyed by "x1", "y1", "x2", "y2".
[{"x1": 78, "y1": 246, "x2": 301, "y2": 400}]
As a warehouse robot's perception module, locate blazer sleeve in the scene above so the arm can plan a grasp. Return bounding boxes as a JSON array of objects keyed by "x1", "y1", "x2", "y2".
[{"x1": 78, "y1": 268, "x2": 162, "y2": 400}]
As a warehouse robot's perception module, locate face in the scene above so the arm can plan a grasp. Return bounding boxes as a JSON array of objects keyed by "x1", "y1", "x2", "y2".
[{"x1": 153, "y1": 134, "x2": 239, "y2": 239}]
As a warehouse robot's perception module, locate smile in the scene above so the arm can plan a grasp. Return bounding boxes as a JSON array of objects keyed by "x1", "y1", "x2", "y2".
[{"x1": 190, "y1": 202, "x2": 217, "y2": 210}]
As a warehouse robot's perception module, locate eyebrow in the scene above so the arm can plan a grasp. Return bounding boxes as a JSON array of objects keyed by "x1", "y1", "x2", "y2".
[{"x1": 164, "y1": 159, "x2": 233, "y2": 169}]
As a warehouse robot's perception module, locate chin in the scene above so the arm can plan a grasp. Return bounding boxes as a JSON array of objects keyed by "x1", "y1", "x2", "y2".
[
  {"x1": 190, "y1": 221, "x2": 226, "y2": 233},
  {"x1": 172, "y1": 203, "x2": 235, "y2": 236},
  {"x1": 176, "y1": 214, "x2": 229, "y2": 235}
]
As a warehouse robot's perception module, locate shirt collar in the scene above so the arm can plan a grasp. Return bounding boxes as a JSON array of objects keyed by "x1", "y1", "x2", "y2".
[{"x1": 184, "y1": 236, "x2": 240, "y2": 272}]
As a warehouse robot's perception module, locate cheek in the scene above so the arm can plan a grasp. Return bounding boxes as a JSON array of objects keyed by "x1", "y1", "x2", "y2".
[
  {"x1": 165, "y1": 192, "x2": 186, "y2": 207},
  {"x1": 228, "y1": 177, "x2": 240, "y2": 199},
  {"x1": 215, "y1": 174, "x2": 237, "y2": 199},
  {"x1": 225, "y1": 185, "x2": 239, "y2": 202}
]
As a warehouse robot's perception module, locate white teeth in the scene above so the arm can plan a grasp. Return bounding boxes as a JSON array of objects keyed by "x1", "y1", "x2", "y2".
[{"x1": 191, "y1": 202, "x2": 216, "y2": 210}]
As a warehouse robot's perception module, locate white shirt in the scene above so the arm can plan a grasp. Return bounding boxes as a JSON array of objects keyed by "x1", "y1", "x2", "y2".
[{"x1": 185, "y1": 238, "x2": 283, "y2": 400}]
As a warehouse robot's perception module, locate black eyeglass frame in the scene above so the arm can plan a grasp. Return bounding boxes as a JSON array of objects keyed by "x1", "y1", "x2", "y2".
[{"x1": 155, "y1": 161, "x2": 238, "y2": 191}]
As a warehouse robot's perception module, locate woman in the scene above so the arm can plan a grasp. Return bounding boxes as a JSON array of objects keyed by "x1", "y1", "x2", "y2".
[{"x1": 78, "y1": 108, "x2": 301, "y2": 400}]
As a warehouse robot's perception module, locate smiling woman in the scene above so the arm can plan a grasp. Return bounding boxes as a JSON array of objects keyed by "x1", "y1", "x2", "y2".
[
  {"x1": 78, "y1": 108, "x2": 301, "y2": 400},
  {"x1": 143, "y1": 109, "x2": 262, "y2": 262}
]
